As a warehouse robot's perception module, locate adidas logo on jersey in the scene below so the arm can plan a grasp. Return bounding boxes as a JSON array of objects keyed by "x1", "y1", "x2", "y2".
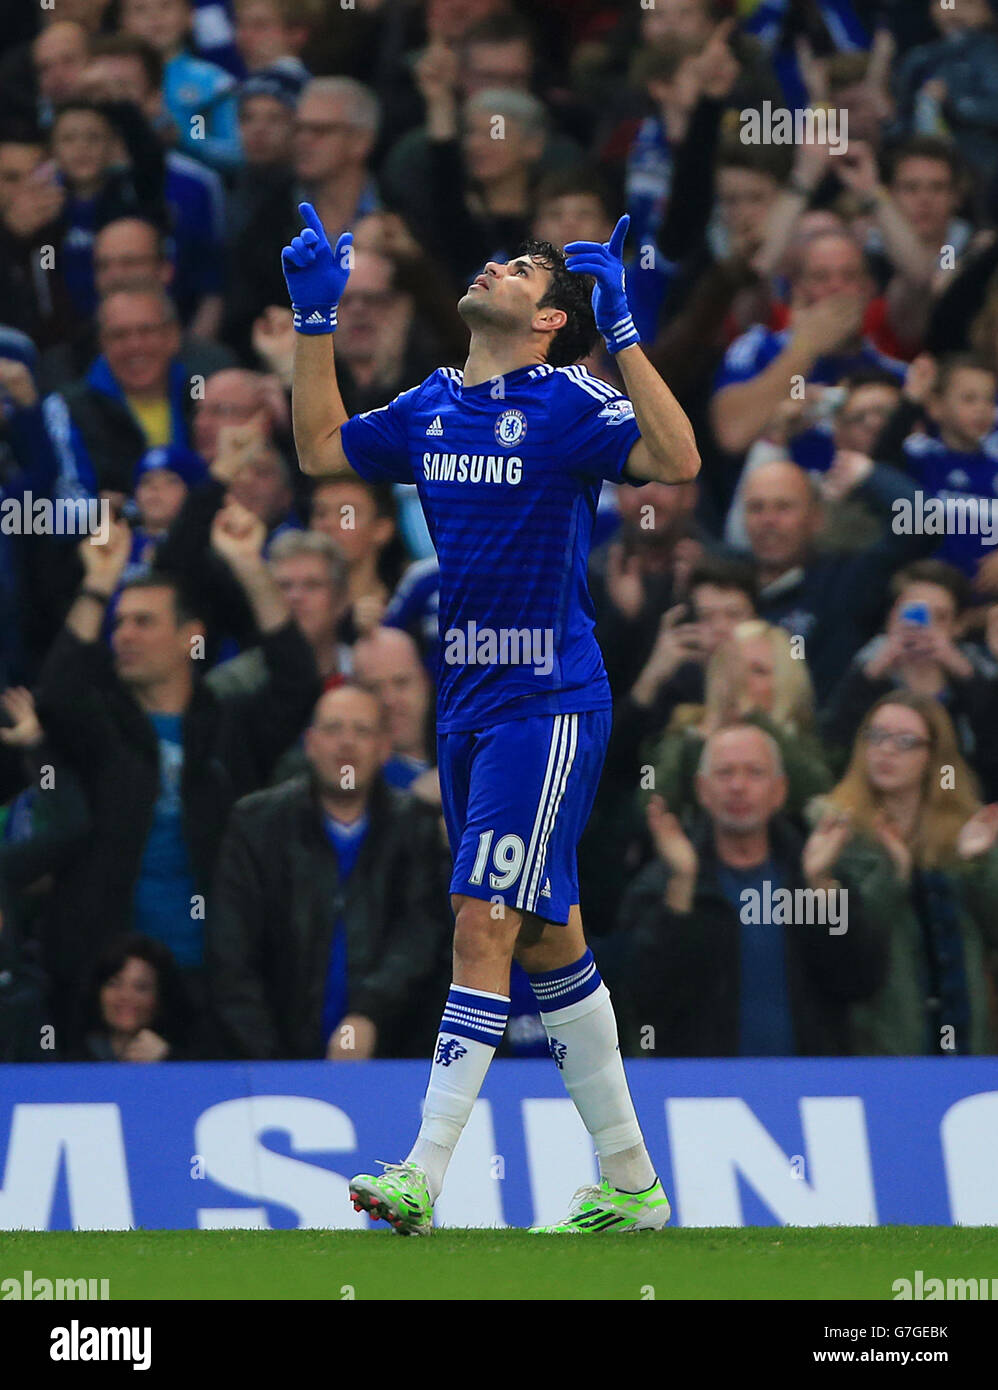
[
  {"x1": 426, "y1": 415, "x2": 444, "y2": 436},
  {"x1": 306, "y1": 310, "x2": 326, "y2": 325},
  {"x1": 540, "y1": 878, "x2": 552, "y2": 898}
]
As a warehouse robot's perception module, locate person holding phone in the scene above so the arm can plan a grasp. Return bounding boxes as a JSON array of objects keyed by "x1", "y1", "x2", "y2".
[{"x1": 822, "y1": 559, "x2": 998, "y2": 797}]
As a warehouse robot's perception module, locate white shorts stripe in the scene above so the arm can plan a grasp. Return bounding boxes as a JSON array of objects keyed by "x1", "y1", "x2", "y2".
[
  {"x1": 516, "y1": 715, "x2": 566, "y2": 913},
  {"x1": 525, "y1": 713, "x2": 578, "y2": 912}
]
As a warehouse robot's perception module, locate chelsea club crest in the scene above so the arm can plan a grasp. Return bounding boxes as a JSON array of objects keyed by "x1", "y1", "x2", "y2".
[{"x1": 494, "y1": 409, "x2": 527, "y2": 447}]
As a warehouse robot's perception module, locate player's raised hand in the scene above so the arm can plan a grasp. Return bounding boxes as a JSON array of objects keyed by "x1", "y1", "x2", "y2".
[
  {"x1": 564, "y1": 214, "x2": 640, "y2": 355},
  {"x1": 281, "y1": 202, "x2": 353, "y2": 335}
]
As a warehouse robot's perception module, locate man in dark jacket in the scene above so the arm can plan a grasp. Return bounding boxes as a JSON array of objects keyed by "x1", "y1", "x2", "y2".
[
  {"x1": 58, "y1": 283, "x2": 196, "y2": 497},
  {"x1": 207, "y1": 682, "x2": 450, "y2": 1060},
  {"x1": 35, "y1": 500, "x2": 321, "y2": 1035},
  {"x1": 620, "y1": 724, "x2": 887, "y2": 1057}
]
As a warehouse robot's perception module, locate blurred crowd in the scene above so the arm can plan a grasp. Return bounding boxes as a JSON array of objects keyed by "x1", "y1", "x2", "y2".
[{"x1": 1, "y1": 0, "x2": 997, "y2": 1064}]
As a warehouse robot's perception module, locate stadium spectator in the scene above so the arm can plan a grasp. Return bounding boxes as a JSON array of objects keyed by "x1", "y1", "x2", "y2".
[
  {"x1": 81, "y1": 35, "x2": 229, "y2": 337},
  {"x1": 228, "y1": 72, "x2": 299, "y2": 247},
  {"x1": 710, "y1": 230, "x2": 905, "y2": 464},
  {"x1": 620, "y1": 723, "x2": 886, "y2": 1056},
  {"x1": 119, "y1": 0, "x2": 241, "y2": 171},
  {"x1": 738, "y1": 455, "x2": 937, "y2": 699},
  {"x1": 231, "y1": 0, "x2": 313, "y2": 88},
  {"x1": 72, "y1": 932, "x2": 198, "y2": 1060},
  {"x1": 0, "y1": 126, "x2": 77, "y2": 349},
  {"x1": 33, "y1": 23, "x2": 91, "y2": 127},
  {"x1": 48, "y1": 98, "x2": 167, "y2": 319},
  {"x1": 583, "y1": 556, "x2": 758, "y2": 940},
  {"x1": 308, "y1": 476, "x2": 403, "y2": 642},
  {"x1": 207, "y1": 528, "x2": 351, "y2": 698},
  {"x1": 723, "y1": 369, "x2": 904, "y2": 552},
  {"x1": 590, "y1": 476, "x2": 704, "y2": 695},
  {"x1": 805, "y1": 692, "x2": 998, "y2": 1054},
  {"x1": 352, "y1": 627, "x2": 434, "y2": 792},
  {"x1": 207, "y1": 682, "x2": 450, "y2": 1059},
  {"x1": 190, "y1": 367, "x2": 287, "y2": 464},
  {"x1": 126, "y1": 444, "x2": 210, "y2": 578},
  {"x1": 893, "y1": 0, "x2": 998, "y2": 182},
  {"x1": 57, "y1": 283, "x2": 192, "y2": 497},
  {"x1": 223, "y1": 76, "x2": 381, "y2": 358},
  {"x1": 38, "y1": 216, "x2": 236, "y2": 391},
  {"x1": 821, "y1": 560, "x2": 998, "y2": 797},
  {"x1": 382, "y1": 14, "x2": 583, "y2": 238},
  {"x1": 414, "y1": 78, "x2": 550, "y2": 285},
  {"x1": 648, "y1": 620, "x2": 831, "y2": 825},
  {"x1": 34, "y1": 505, "x2": 320, "y2": 1034}
]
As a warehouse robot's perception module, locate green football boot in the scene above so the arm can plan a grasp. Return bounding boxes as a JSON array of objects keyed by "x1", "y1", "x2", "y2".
[
  {"x1": 349, "y1": 1161, "x2": 434, "y2": 1236},
  {"x1": 529, "y1": 1176, "x2": 671, "y2": 1233}
]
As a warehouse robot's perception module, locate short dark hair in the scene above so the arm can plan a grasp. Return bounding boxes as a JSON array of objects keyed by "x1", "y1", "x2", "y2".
[
  {"x1": 688, "y1": 555, "x2": 759, "y2": 609},
  {"x1": 89, "y1": 33, "x2": 164, "y2": 92},
  {"x1": 890, "y1": 559, "x2": 971, "y2": 612},
  {"x1": 840, "y1": 369, "x2": 905, "y2": 395},
  {"x1": 888, "y1": 136, "x2": 966, "y2": 187},
  {"x1": 534, "y1": 165, "x2": 617, "y2": 224},
  {"x1": 514, "y1": 237, "x2": 598, "y2": 368},
  {"x1": 79, "y1": 932, "x2": 191, "y2": 1049},
  {"x1": 117, "y1": 573, "x2": 200, "y2": 626},
  {"x1": 934, "y1": 351, "x2": 997, "y2": 396}
]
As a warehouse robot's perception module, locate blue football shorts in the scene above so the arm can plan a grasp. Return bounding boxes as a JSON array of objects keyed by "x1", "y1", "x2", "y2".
[{"x1": 438, "y1": 708, "x2": 612, "y2": 924}]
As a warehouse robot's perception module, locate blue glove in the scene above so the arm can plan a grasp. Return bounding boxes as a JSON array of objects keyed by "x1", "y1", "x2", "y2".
[
  {"x1": 281, "y1": 202, "x2": 353, "y2": 335},
  {"x1": 564, "y1": 214, "x2": 640, "y2": 354}
]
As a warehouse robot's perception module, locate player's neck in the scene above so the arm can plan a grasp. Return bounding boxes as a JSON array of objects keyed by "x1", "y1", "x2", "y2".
[{"x1": 463, "y1": 334, "x2": 547, "y2": 388}]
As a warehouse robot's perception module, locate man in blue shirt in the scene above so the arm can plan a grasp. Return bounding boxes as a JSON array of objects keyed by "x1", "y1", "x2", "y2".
[{"x1": 285, "y1": 199, "x2": 700, "y2": 1233}]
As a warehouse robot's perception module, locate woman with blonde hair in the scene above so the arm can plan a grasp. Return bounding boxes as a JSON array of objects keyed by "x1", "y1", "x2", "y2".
[
  {"x1": 803, "y1": 692, "x2": 998, "y2": 1055},
  {"x1": 648, "y1": 620, "x2": 832, "y2": 824}
]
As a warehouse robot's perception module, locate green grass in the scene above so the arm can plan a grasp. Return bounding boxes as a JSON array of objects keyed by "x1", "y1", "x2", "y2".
[{"x1": 2, "y1": 1227, "x2": 997, "y2": 1300}]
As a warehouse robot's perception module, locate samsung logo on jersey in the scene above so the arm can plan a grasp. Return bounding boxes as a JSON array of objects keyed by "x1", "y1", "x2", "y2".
[{"x1": 423, "y1": 453, "x2": 523, "y2": 485}]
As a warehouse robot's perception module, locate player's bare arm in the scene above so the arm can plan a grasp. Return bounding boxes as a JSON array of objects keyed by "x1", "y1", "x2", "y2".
[
  {"x1": 282, "y1": 202, "x2": 355, "y2": 477},
  {"x1": 564, "y1": 215, "x2": 701, "y2": 484}
]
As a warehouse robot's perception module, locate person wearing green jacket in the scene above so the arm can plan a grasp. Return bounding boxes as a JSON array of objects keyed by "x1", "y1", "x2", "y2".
[{"x1": 803, "y1": 690, "x2": 998, "y2": 1055}]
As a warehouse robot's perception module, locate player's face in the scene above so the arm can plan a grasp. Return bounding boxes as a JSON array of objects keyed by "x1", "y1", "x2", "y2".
[
  {"x1": 458, "y1": 255, "x2": 553, "y2": 335},
  {"x1": 696, "y1": 728, "x2": 786, "y2": 833},
  {"x1": 305, "y1": 688, "x2": 389, "y2": 795}
]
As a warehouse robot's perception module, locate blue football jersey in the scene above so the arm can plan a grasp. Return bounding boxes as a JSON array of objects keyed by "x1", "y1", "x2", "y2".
[
  {"x1": 340, "y1": 363, "x2": 643, "y2": 732},
  {"x1": 902, "y1": 431, "x2": 998, "y2": 576}
]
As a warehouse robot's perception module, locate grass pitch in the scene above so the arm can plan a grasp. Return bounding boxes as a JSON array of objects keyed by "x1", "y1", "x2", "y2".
[{"x1": 2, "y1": 1227, "x2": 997, "y2": 1300}]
